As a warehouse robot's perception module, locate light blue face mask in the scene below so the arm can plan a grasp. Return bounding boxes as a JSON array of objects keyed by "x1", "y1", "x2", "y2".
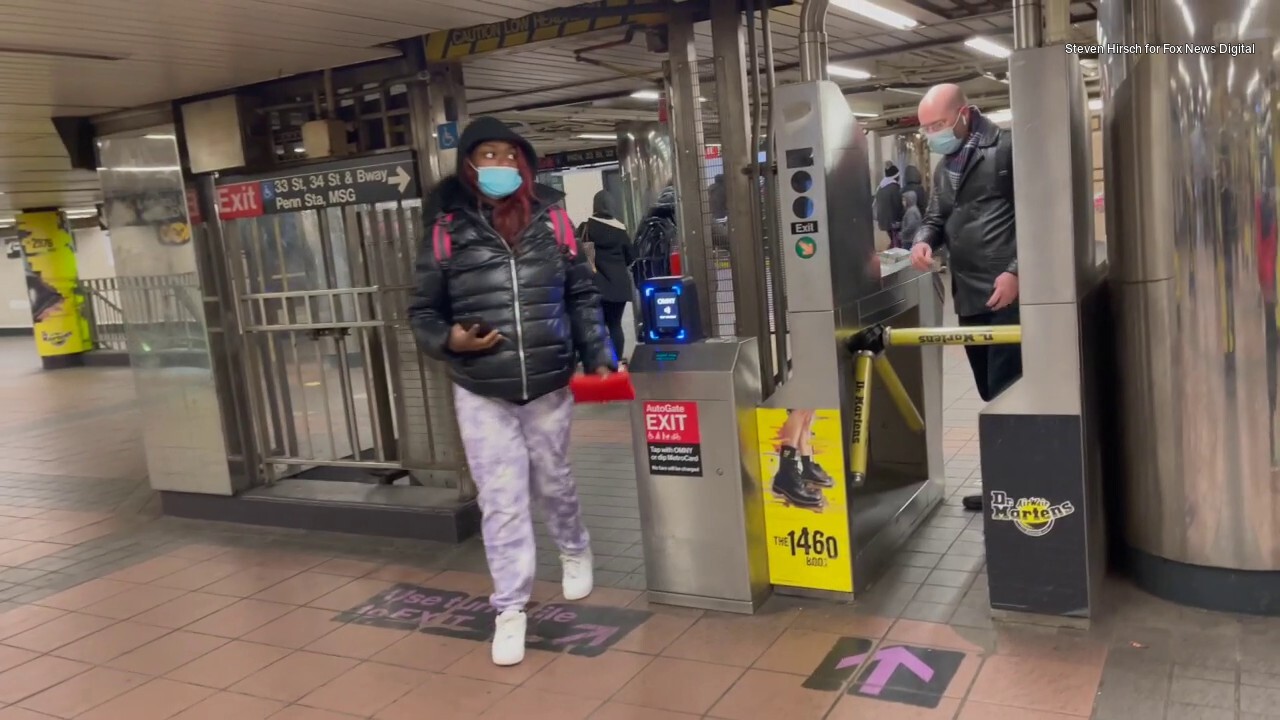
[
  {"x1": 924, "y1": 108, "x2": 966, "y2": 155},
  {"x1": 475, "y1": 166, "x2": 523, "y2": 199}
]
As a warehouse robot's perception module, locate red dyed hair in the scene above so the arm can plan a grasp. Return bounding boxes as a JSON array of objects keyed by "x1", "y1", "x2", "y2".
[{"x1": 462, "y1": 150, "x2": 537, "y2": 246}]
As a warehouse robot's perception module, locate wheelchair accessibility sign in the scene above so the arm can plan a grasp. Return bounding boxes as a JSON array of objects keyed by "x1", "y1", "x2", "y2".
[{"x1": 989, "y1": 491, "x2": 1075, "y2": 537}]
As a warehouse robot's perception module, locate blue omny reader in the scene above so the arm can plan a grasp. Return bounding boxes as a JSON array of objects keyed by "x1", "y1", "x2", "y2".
[{"x1": 639, "y1": 276, "x2": 702, "y2": 344}]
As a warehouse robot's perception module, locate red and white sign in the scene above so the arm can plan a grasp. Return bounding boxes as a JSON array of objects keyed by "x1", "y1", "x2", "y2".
[
  {"x1": 185, "y1": 186, "x2": 202, "y2": 225},
  {"x1": 643, "y1": 401, "x2": 700, "y2": 445},
  {"x1": 704, "y1": 144, "x2": 721, "y2": 160},
  {"x1": 216, "y1": 181, "x2": 265, "y2": 220}
]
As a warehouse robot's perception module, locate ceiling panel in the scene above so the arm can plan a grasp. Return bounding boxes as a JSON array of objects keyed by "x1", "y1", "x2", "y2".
[{"x1": 0, "y1": 0, "x2": 1100, "y2": 212}]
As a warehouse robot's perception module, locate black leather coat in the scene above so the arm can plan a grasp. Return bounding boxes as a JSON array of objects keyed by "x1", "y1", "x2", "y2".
[
  {"x1": 409, "y1": 176, "x2": 616, "y2": 402},
  {"x1": 914, "y1": 122, "x2": 1018, "y2": 317}
]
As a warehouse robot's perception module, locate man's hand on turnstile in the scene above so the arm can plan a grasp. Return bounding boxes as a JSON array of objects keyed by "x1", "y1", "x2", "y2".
[{"x1": 910, "y1": 242, "x2": 933, "y2": 271}]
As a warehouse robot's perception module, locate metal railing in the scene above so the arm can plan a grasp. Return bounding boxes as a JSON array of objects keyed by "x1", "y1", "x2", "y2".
[{"x1": 79, "y1": 274, "x2": 205, "y2": 352}]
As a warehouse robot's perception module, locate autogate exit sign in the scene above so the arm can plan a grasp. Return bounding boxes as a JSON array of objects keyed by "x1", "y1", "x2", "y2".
[{"x1": 643, "y1": 401, "x2": 702, "y2": 477}]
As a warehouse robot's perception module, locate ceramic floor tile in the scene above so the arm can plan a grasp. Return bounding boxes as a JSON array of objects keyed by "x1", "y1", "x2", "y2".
[
  {"x1": 75, "y1": 678, "x2": 214, "y2": 720},
  {"x1": 956, "y1": 701, "x2": 1085, "y2": 719},
  {"x1": 241, "y1": 607, "x2": 342, "y2": 649},
  {"x1": 587, "y1": 703, "x2": 700, "y2": 720},
  {"x1": 662, "y1": 615, "x2": 789, "y2": 667},
  {"x1": 168, "y1": 691, "x2": 284, "y2": 717},
  {"x1": 0, "y1": 655, "x2": 91, "y2": 704},
  {"x1": 103, "y1": 557, "x2": 195, "y2": 585},
  {"x1": 609, "y1": 613, "x2": 697, "y2": 655},
  {"x1": 230, "y1": 651, "x2": 358, "y2": 702},
  {"x1": 106, "y1": 630, "x2": 228, "y2": 675},
  {"x1": 183, "y1": 599, "x2": 295, "y2": 638},
  {"x1": 269, "y1": 707, "x2": 364, "y2": 720},
  {"x1": 524, "y1": 650, "x2": 653, "y2": 700},
  {"x1": 0, "y1": 605, "x2": 66, "y2": 640},
  {"x1": 374, "y1": 673, "x2": 511, "y2": 720},
  {"x1": 17, "y1": 666, "x2": 148, "y2": 718},
  {"x1": 165, "y1": 640, "x2": 293, "y2": 689},
  {"x1": 253, "y1": 573, "x2": 353, "y2": 606},
  {"x1": 753, "y1": 628, "x2": 846, "y2": 676},
  {"x1": 34, "y1": 579, "x2": 139, "y2": 612},
  {"x1": 968, "y1": 654, "x2": 1102, "y2": 717},
  {"x1": 707, "y1": 668, "x2": 841, "y2": 720},
  {"x1": 2, "y1": 612, "x2": 115, "y2": 652},
  {"x1": 445, "y1": 643, "x2": 557, "y2": 685},
  {"x1": 371, "y1": 632, "x2": 477, "y2": 672},
  {"x1": 296, "y1": 661, "x2": 430, "y2": 717},
  {"x1": 202, "y1": 567, "x2": 302, "y2": 598},
  {"x1": 304, "y1": 622, "x2": 408, "y2": 659},
  {"x1": 307, "y1": 578, "x2": 397, "y2": 612},
  {"x1": 611, "y1": 657, "x2": 744, "y2": 715},
  {"x1": 0, "y1": 708, "x2": 62, "y2": 720},
  {"x1": 130, "y1": 592, "x2": 239, "y2": 629},
  {"x1": 477, "y1": 686, "x2": 601, "y2": 720},
  {"x1": 310, "y1": 558, "x2": 383, "y2": 578},
  {"x1": 50, "y1": 620, "x2": 171, "y2": 664},
  {"x1": 827, "y1": 693, "x2": 963, "y2": 720}
]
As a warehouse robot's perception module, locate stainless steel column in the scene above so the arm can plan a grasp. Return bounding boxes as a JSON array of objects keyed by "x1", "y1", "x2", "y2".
[
  {"x1": 711, "y1": 0, "x2": 771, "y2": 376},
  {"x1": 406, "y1": 61, "x2": 471, "y2": 495},
  {"x1": 1102, "y1": 0, "x2": 1280, "y2": 611},
  {"x1": 665, "y1": 3, "x2": 714, "y2": 334}
]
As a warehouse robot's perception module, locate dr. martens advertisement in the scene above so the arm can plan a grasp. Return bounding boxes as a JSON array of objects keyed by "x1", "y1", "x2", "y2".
[
  {"x1": 755, "y1": 407, "x2": 853, "y2": 593},
  {"x1": 17, "y1": 212, "x2": 89, "y2": 358}
]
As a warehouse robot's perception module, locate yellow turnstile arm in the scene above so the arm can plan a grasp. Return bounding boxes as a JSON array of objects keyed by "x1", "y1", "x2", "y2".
[
  {"x1": 884, "y1": 325, "x2": 1022, "y2": 347},
  {"x1": 849, "y1": 351, "x2": 873, "y2": 487}
]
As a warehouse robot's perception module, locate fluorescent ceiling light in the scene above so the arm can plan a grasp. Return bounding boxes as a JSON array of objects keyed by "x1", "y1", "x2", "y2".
[
  {"x1": 986, "y1": 108, "x2": 1013, "y2": 123},
  {"x1": 888, "y1": 88, "x2": 924, "y2": 97},
  {"x1": 1088, "y1": 98, "x2": 1103, "y2": 111},
  {"x1": 852, "y1": 111, "x2": 879, "y2": 118},
  {"x1": 831, "y1": 0, "x2": 918, "y2": 30},
  {"x1": 828, "y1": 64, "x2": 872, "y2": 80},
  {"x1": 144, "y1": 134, "x2": 175, "y2": 140},
  {"x1": 98, "y1": 166, "x2": 183, "y2": 173},
  {"x1": 630, "y1": 90, "x2": 661, "y2": 100},
  {"x1": 576, "y1": 133, "x2": 617, "y2": 140},
  {"x1": 966, "y1": 37, "x2": 1011, "y2": 58}
]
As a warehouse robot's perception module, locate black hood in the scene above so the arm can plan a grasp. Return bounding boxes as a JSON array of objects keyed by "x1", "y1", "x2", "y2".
[
  {"x1": 456, "y1": 116, "x2": 538, "y2": 175},
  {"x1": 592, "y1": 190, "x2": 616, "y2": 219},
  {"x1": 904, "y1": 165, "x2": 924, "y2": 185}
]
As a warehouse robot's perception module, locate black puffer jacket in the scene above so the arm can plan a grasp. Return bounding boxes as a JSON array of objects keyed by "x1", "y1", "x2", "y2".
[{"x1": 408, "y1": 118, "x2": 615, "y2": 402}]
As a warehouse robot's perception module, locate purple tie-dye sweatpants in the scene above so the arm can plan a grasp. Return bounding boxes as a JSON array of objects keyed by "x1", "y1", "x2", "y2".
[{"x1": 453, "y1": 384, "x2": 591, "y2": 612}]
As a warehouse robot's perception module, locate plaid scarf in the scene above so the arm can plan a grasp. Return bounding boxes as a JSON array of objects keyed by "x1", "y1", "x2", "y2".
[{"x1": 944, "y1": 108, "x2": 995, "y2": 190}]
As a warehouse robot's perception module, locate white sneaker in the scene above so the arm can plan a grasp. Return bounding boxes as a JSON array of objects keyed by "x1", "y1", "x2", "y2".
[
  {"x1": 561, "y1": 550, "x2": 594, "y2": 601},
  {"x1": 491, "y1": 609, "x2": 526, "y2": 666}
]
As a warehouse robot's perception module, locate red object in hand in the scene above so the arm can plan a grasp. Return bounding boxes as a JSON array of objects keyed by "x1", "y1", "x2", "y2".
[
  {"x1": 669, "y1": 251, "x2": 682, "y2": 276},
  {"x1": 571, "y1": 370, "x2": 636, "y2": 404}
]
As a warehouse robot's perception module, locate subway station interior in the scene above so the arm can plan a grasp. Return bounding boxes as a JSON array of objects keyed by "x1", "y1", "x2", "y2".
[{"x1": 0, "y1": 0, "x2": 1276, "y2": 717}]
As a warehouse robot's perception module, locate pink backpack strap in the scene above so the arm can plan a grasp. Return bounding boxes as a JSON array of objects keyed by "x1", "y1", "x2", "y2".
[
  {"x1": 432, "y1": 214, "x2": 454, "y2": 263},
  {"x1": 549, "y1": 207, "x2": 578, "y2": 257}
]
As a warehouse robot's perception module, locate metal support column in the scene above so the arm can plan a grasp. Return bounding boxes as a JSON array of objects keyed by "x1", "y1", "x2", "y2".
[
  {"x1": 406, "y1": 60, "x2": 473, "y2": 497},
  {"x1": 711, "y1": 0, "x2": 772, "y2": 388},
  {"x1": 665, "y1": 5, "x2": 713, "y2": 335}
]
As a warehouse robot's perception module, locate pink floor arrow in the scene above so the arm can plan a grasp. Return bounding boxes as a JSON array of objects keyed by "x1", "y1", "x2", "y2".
[{"x1": 836, "y1": 646, "x2": 935, "y2": 696}]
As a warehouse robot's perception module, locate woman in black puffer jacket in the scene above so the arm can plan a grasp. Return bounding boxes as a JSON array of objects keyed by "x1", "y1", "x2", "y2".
[{"x1": 408, "y1": 117, "x2": 616, "y2": 668}]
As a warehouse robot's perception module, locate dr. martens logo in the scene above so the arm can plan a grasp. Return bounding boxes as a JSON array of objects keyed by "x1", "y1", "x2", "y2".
[{"x1": 989, "y1": 491, "x2": 1075, "y2": 537}]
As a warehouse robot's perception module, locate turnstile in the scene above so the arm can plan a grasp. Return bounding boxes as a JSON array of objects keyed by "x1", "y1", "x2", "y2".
[{"x1": 629, "y1": 338, "x2": 771, "y2": 614}]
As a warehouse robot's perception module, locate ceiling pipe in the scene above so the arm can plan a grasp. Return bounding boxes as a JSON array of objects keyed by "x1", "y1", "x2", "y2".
[
  {"x1": 1043, "y1": 0, "x2": 1072, "y2": 45},
  {"x1": 799, "y1": 0, "x2": 831, "y2": 82},
  {"x1": 1013, "y1": 0, "x2": 1044, "y2": 49}
]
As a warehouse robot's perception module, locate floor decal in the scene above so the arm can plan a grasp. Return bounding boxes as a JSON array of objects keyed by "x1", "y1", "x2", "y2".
[
  {"x1": 336, "y1": 583, "x2": 651, "y2": 657},
  {"x1": 803, "y1": 636, "x2": 876, "y2": 691},
  {"x1": 843, "y1": 643, "x2": 966, "y2": 708}
]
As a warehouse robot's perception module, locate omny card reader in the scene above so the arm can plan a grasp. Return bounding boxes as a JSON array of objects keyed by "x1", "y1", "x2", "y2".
[{"x1": 628, "y1": 276, "x2": 771, "y2": 614}]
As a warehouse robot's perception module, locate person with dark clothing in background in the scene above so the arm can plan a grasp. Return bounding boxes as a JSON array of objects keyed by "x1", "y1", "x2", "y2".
[
  {"x1": 909, "y1": 83, "x2": 1022, "y2": 512},
  {"x1": 708, "y1": 173, "x2": 728, "y2": 220},
  {"x1": 408, "y1": 116, "x2": 617, "y2": 666},
  {"x1": 581, "y1": 190, "x2": 635, "y2": 363},
  {"x1": 901, "y1": 190, "x2": 922, "y2": 248},
  {"x1": 875, "y1": 163, "x2": 905, "y2": 248},
  {"x1": 903, "y1": 164, "x2": 928, "y2": 215}
]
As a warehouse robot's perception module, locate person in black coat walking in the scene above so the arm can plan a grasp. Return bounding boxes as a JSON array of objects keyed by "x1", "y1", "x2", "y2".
[{"x1": 581, "y1": 190, "x2": 635, "y2": 362}]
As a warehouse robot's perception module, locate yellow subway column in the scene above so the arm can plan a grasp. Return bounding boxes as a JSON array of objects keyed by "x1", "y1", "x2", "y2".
[{"x1": 17, "y1": 210, "x2": 90, "y2": 368}]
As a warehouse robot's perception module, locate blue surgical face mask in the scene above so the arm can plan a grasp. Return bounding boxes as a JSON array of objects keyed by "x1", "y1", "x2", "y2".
[
  {"x1": 474, "y1": 166, "x2": 523, "y2": 199},
  {"x1": 924, "y1": 108, "x2": 966, "y2": 155}
]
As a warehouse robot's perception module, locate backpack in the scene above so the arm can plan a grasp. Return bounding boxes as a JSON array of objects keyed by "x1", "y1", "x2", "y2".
[{"x1": 431, "y1": 206, "x2": 579, "y2": 263}]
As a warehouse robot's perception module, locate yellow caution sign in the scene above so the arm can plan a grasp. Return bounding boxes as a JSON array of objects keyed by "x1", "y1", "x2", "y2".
[
  {"x1": 424, "y1": 0, "x2": 670, "y2": 61},
  {"x1": 17, "y1": 211, "x2": 90, "y2": 358},
  {"x1": 755, "y1": 407, "x2": 853, "y2": 593}
]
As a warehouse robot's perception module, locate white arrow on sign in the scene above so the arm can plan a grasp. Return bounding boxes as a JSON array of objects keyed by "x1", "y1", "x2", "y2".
[{"x1": 386, "y1": 166, "x2": 412, "y2": 194}]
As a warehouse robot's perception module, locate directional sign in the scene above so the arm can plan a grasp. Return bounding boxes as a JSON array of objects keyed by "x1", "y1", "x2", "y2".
[
  {"x1": 214, "y1": 152, "x2": 420, "y2": 220},
  {"x1": 437, "y1": 122, "x2": 459, "y2": 151},
  {"x1": 843, "y1": 644, "x2": 965, "y2": 708}
]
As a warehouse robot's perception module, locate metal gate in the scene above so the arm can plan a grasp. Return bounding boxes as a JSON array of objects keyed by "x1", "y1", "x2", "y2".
[{"x1": 221, "y1": 199, "x2": 462, "y2": 484}]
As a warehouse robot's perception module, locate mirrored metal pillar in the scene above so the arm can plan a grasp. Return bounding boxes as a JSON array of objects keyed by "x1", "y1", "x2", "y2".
[{"x1": 1101, "y1": 0, "x2": 1280, "y2": 614}]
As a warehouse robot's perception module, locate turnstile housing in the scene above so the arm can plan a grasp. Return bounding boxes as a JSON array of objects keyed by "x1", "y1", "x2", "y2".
[{"x1": 629, "y1": 338, "x2": 770, "y2": 614}]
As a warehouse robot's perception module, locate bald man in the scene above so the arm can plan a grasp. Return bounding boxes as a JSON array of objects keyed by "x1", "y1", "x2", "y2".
[{"x1": 908, "y1": 84, "x2": 1022, "y2": 512}]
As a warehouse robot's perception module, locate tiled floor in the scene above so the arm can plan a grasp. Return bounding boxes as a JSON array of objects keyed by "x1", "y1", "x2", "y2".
[{"x1": 0, "y1": 324, "x2": 1278, "y2": 719}]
